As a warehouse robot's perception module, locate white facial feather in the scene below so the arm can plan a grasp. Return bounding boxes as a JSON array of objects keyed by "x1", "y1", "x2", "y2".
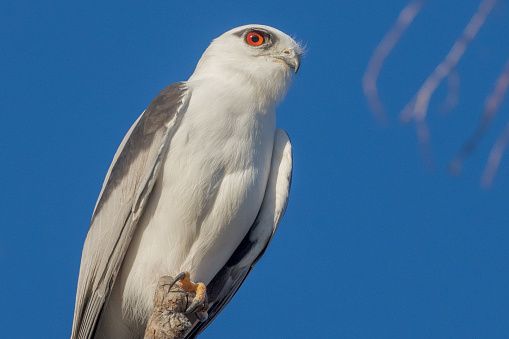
[{"x1": 189, "y1": 24, "x2": 303, "y2": 106}]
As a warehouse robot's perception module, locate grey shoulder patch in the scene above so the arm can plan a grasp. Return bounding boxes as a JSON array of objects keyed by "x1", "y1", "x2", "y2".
[{"x1": 93, "y1": 82, "x2": 187, "y2": 218}]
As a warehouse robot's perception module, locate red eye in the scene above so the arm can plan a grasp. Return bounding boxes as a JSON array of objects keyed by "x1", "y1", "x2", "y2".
[{"x1": 246, "y1": 32, "x2": 264, "y2": 46}]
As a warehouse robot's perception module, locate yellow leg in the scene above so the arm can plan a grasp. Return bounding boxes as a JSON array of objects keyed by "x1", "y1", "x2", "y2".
[
  {"x1": 178, "y1": 271, "x2": 206, "y2": 303},
  {"x1": 175, "y1": 271, "x2": 207, "y2": 317}
]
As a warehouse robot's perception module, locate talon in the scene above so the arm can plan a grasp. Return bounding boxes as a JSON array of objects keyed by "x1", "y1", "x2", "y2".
[
  {"x1": 185, "y1": 299, "x2": 203, "y2": 314},
  {"x1": 168, "y1": 272, "x2": 187, "y2": 291},
  {"x1": 174, "y1": 271, "x2": 208, "y2": 317}
]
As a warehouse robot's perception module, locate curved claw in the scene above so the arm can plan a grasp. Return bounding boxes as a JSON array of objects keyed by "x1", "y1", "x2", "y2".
[
  {"x1": 187, "y1": 299, "x2": 208, "y2": 322},
  {"x1": 168, "y1": 272, "x2": 187, "y2": 291},
  {"x1": 185, "y1": 299, "x2": 203, "y2": 314}
]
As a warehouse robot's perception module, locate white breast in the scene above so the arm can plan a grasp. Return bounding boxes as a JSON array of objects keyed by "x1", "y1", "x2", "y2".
[{"x1": 101, "y1": 79, "x2": 277, "y2": 334}]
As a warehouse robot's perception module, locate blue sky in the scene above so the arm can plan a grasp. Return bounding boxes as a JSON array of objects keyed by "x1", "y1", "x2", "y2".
[{"x1": 1, "y1": 1, "x2": 509, "y2": 338}]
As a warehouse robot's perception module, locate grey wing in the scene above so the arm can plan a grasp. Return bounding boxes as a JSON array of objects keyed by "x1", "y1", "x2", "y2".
[
  {"x1": 185, "y1": 128, "x2": 293, "y2": 339},
  {"x1": 71, "y1": 82, "x2": 191, "y2": 339}
]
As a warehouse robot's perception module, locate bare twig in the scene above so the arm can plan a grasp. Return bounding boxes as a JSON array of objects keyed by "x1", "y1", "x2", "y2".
[
  {"x1": 440, "y1": 68, "x2": 461, "y2": 113},
  {"x1": 482, "y1": 119, "x2": 509, "y2": 187},
  {"x1": 416, "y1": 119, "x2": 435, "y2": 169},
  {"x1": 362, "y1": 0, "x2": 426, "y2": 123},
  {"x1": 365, "y1": 0, "x2": 508, "y2": 185},
  {"x1": 398, "y1": 0, "x2": 498, "y2": 169},
  {"x1": 450, "y1": 57, "x2": 509, "y2": 175},
  {"x1": 401, "y1": 0, "x2": 498, "y2": 124}
]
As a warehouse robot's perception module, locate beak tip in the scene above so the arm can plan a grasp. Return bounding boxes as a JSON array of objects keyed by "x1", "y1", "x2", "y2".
[
  {"x1": 276, "y1": 49, "x2": 301, "y2": 74},
  {"x1": 293, "y1": 54, "x2": 301, "y2": 74}
]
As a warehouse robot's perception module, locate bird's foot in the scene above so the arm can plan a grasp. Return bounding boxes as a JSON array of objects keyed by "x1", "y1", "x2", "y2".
[{"x1": 171, "y1": 271, "x2": 208, "y2": 322}]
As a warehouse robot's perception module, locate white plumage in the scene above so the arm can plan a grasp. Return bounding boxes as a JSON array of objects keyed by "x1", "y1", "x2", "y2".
[{"x1": 72, "y1": 24, "x2": 301, "y2": 339}]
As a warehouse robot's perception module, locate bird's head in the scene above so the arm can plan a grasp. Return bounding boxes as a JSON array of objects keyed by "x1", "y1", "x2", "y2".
[{"x1": 189, "y1": 25, "x2": 303, "y2": 104}]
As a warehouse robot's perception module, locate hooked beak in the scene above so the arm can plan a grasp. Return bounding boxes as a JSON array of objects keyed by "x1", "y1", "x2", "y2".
[{"x1": 275, "y1": 48, "x2": 301, "y2": 74}]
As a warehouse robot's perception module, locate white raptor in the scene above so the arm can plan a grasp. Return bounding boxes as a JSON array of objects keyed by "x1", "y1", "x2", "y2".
[{"x1": 71, "y1": 24, "x2": 302, "y2": 339}]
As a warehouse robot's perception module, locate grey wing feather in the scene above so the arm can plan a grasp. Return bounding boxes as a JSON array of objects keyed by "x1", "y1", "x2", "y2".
[
  {"x1": 185, "y1": 129, "x2": 293, "y2": 339},
  {"x1": 71, "y1": 82, "x2": 191, "y2": 339}
]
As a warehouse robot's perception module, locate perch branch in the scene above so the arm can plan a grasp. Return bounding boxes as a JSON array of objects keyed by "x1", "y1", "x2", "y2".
[{"x1": 144, "y1": 276, "x2": 207, "y2": 339}]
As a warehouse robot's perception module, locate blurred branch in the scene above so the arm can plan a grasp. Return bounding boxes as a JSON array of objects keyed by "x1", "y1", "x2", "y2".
[
  {"x1": 400, "y1": 0, "x2": 498, "y2": 124},
  {"x1": 482, "y1": 118, "x2": 509, "y2": 187},
  {"x1": 450, "y1": 57, "x2": 509, "y2": 177},
  {"x1": 365, "y1": 0, "x2": 508, "y2": 185},
  {"x1": 398, "y1": 0, "x2": 498, "y2": 170},
  {"x1": 441, "y1": 68, "x2": 460, "y2": 113},
  {"x1": 362, "y1": 0, "x2": 426, "y2": 124}
]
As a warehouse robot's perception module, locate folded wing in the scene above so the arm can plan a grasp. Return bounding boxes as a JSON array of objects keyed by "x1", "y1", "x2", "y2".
[{"x1": 71, "y1": 83, "x2": 190, "y2": 339}]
